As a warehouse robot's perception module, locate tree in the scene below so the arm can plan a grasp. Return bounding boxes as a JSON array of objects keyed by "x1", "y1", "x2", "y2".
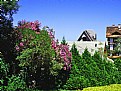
[
  {"x1": 0, "y1": 0, "x2": 19, "y2": 74},
  {"x1": 64, "y1": 46, "x2": 121, "y2": 90},
  {"x1": 61, "y1": 36, "x2": 67, "y2": 45},
  {"x1": 63, "y1": 44, "x2": 90, "y2": 90},
  {"x1": 16, "y1": 27, "x2": 60, "y2": 89},
  {"x1": 16, "y1": 20, "x2": 72, "y2": 90}
]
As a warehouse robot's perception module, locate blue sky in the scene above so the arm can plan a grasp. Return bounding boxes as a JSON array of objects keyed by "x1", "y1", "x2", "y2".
[{"x1": 13, "y1": 0, "x2": 121, "y2": 41}]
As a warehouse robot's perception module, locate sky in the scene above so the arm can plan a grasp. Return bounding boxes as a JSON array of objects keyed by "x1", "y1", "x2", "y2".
[{"x1": 13, "y1": 0, "x2": 121, "y2": 41}]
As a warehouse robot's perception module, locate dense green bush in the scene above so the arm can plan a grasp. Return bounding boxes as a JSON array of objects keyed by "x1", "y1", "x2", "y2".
[
  {"x1": 63, "y1": 44, "x2": 121, "y2": 90},
  {"x1": 4, "y1": 75, "x2": 27, "y2": 91},
  {"x1": 114, "y1": 58, "x2": 121, "y2": 71},
  {"x1": 63, "y1": 44, "x2": 90, "y2": 90},
  {"x1": 15, "y1": 21, "x2": 72, "y2": 89},
  {"x1": 0, "y1": 52, "x2": 8, "y2": 79},
  {"x1": 0, "y1": 52, "x2": 27, "y2": 91}
]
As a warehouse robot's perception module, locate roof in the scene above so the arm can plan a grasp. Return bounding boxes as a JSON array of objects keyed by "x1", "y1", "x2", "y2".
[
  {"x1": 86, "y1": 30, "x2": 96, "y2": 38},
  {"x1": 106, "y1": 24, "x2": 121, "y2": 38},
  {"x1": 77, "y1": 30, "x2": 96, "y2": 41}
]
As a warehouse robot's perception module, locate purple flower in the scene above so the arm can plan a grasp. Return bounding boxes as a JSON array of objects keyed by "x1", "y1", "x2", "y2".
[
  {"x1": 19, "y1": 42, "x2": 24, "y2": 47},
  {"x1": 16, "y1": 46, "x2": 20, "y2": 51}
]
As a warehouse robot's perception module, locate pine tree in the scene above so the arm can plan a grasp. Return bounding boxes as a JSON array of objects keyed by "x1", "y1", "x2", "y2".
[{"x1": 61, "y1": 36, "x2": 67, "y2": 45}]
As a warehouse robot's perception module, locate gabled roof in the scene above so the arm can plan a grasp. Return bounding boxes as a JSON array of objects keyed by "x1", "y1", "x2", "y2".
[
  {"x1": 77, "y1": 30, "x2": 96, "y2": 41},
  {"x1": 106, "y1": 24, "x2": 121, "y2": 38}
]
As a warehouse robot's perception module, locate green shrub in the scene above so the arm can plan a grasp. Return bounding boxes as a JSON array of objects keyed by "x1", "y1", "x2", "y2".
[
  {"x1": 0, "y1": 53, "x2": 9, "y2": 91},
  {"x1": 114, "y1": 58, "x2": 121, "y2": 71},
  {"x1": 0, "y1": 53, "x2": 9, "y2": 79},
  {"x1": 4, "y1": 75, "x2": 27, "y2": 91},
  {"x1": 63, "y1": 44, "x2": 121, "y2": 90},
  {"x1": 0, "y1": 52, "x2": 27, "y2": 91}
]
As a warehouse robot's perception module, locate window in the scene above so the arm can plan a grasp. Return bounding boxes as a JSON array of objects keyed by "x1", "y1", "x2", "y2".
[
  {"x1": 110, "y1": 45, "x2": 113, "y2": 50},
  {"x1": 95, "y1": 44, "x2": 97, "y2": 47},
  {"x1": 110, "y1": 38, "x2": 113, "y2": 43}
]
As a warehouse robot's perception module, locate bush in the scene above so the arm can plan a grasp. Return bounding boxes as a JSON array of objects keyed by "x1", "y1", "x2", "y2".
[
  {"x1": 0, "y1": 52, "x2": 9, "y2": 79},
  {"x1": 63, "y1": 44, "x2": 121, "y2": 90},
  {"x1": 4, "y1": 75, "x2": 27, "y2": 91},
  {"x1": 114, "y1": 58, "x2": 121, "y2": 71},
  {"x1": 15, "y1": 20, "x2": 72, "y2": 89}
]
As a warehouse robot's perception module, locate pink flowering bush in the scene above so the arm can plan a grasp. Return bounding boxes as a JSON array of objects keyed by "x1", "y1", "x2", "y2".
[
  {"x1": 16, "y1": 20, "x2": 71, "y2": 71},
  {"x1": 15, "y1": 20, "x2": 71, "y2": 89},
  {"x1": 18, "y1": 20, "x2": 40, "y2": 32}
]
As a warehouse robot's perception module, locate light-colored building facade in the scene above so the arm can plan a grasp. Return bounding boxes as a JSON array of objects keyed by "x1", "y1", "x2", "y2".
[{"x1": 67, "y1": 41, "x2": 105, "y2": 55}]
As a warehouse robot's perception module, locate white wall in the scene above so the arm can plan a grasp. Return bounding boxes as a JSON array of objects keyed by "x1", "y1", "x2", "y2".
[{"x1": 67, "y1": 41, "x2": 105, "y2": 55}]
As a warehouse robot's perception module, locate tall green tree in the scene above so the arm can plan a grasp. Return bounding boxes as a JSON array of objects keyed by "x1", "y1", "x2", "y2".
[
  {"x1": 63, "y1": 44, "x2": 90, "y2": 90},
  {"x1": 64, "y1": 45, "x2": 121, "y2": 90},
  {"x1": 0, "y1": 1, "x2": 19, "y2": 74},
  {"x1": 61, "y1": 36, "x2": 67, "y2": 45}
]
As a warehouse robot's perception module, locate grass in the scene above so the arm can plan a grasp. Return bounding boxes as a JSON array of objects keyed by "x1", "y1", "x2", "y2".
[{"x1": 82, "y1": 84, "x2": 121, "y2": 91}]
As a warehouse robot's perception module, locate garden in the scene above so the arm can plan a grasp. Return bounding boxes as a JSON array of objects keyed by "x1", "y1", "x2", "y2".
[{"x1": 0, "y1": 1, "x2": 121, "y2": 91}]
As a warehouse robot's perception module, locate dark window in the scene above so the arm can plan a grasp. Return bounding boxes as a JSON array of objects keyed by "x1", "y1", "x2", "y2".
[
  {"x1": 83, "y1": 37, "x2": 86, "y2": 41},
  {"x1": 95, "y1": 44, "x2": 97, "y2": 47}
]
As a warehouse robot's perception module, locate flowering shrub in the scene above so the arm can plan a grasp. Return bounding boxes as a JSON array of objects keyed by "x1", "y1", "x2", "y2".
[
  {"x1": 16, "y1": 20, "x2": 71, "y2": 71},
  {"x1": 18, "y1": 20, "x2": 40, "y2": 31},
  {"x1": 15, "y1": 20, "x2": 71, "y2": 89}
]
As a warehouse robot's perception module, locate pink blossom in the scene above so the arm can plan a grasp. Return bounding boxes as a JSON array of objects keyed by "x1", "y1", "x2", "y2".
[
  {"x1": 19, "y1": 42, "x2": 24, "y2": 47},
  {"x1": 60, "y1": 51, "x2": 66, "y2": 56},
  {"x1": 16, "y1": 46, "x2": 20, "y2": 51},
  {"x1": 63, "y1": 57, "x2": 67, "y2": 61},
  {"x1": 18, "y1": 20, "x2": 41, "y2": 31},
  {"x1": 19, "y1": 35, "x2": 22, "y2": 39},
  {"x1": 51, "y1": 40, "x2": 56, "y2": 49},
  {"x1": 63, "y1": 66, "x2": 66, "y2": 70}
]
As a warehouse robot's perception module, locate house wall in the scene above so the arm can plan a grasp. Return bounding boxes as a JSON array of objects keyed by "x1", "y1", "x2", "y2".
[{"x1": 66, "y1": 41, "x2": 105, "y2": 55}]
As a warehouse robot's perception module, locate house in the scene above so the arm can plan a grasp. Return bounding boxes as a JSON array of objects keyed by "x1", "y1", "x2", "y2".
[
  {"x1": 67, "y1": 41, "x2": 105, "y2": 55},
  {"x1": 77, "y1": 30, "x2": 96, "y2": 41},
  {"x1": 106, "y1": 24, "x2": 121, "y2": 58},
  {"x1": 66, "y1": 30, "x2": 105, "y2": 55}
]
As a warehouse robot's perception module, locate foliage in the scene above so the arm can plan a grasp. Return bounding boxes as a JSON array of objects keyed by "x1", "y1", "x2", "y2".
[
  {"x1": 0, "y1": 52, "x2": 9, "y2": 91},
  {"x1": 114, "y1": 38, "x2": 121, "y2": 55},
  {"x1": 63, "y1": 43, "x2": 121, "y2": 90},
  {"x1": 0, "y1": 52, "x2": 27, "y2": 91},
  {"x1": 0, "y1": 0, "x2": 19, "y2": 75},
  {"x1": 114, "y1": 58, "x2": 121, "y2": 83},
  {"x1": 82, "y1": 84, "x2": 121, "y2": 91},
  {"x1": 0, "y1": 52, "x2": 9, "y2": 79},
  {"x1": 61, "y1": 36, "x2": 67, "y2": 45},
  {"x1": 4, "y1": 75, "x2": 27, "y2": 91},
  {"x1": 63, "y1": 44, "x2": 90, "y2": 90},
  {"x1": 114, "y1": 58, "x2": 121, "y2": 71},
  {"x1": 15, "y1": 20, "x2": 72, "y2": 89},
  {"x1": 0, "y1": 75, "x2": 27, "y2": 91}
]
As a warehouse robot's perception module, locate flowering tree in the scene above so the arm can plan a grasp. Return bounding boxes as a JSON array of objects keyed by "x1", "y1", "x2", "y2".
[{"x1": 15, "y1": 20, "x2": 71, "y2": 89}]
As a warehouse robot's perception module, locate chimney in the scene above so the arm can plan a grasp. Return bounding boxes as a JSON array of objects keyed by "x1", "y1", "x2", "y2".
[{"x1": 112, "y1": 24, "x2": 115, "y2": 27}]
